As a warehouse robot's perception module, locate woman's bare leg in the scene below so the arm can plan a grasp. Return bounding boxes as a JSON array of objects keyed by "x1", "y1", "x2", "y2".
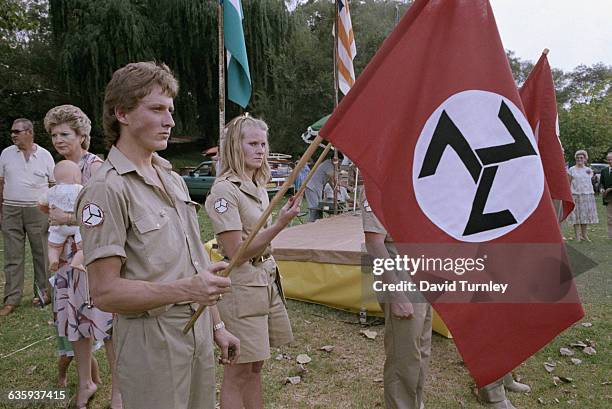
[
  {"x1": 104, "y1": 340, "x2": 122, "y2": 409},
  {"x1": 58, "y1": 355, "x2": 72, "y2": 387},
  {"x1": 580, "y1": 224, "x2": 590, "y2": 242},
  {"x1": 72, "y1": 338, "x2": 97, "y2": 408}
]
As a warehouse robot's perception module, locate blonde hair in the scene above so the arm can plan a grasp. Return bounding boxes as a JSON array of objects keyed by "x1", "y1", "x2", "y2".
[
  {"x1": 103, "y1": 61, "x2": 178, "y2": 147},
  {"x1": 220, "y1": 115, "x2": 271, "y2": 186},
  {"x1": 574, "y1": 150, "x2": 588, "y2": 160},
  {"x1": 44, "y1": 105, "x2": 92, "y2": 150}
]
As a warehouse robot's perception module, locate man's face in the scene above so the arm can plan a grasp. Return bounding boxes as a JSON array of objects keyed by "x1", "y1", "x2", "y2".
[
  {"x1": 607, "y1": 153, "x2": 612, "y2": 167},
  {"x1": 122, "y1": 85, "x2": 175, "y2": 152},
  {"x1": 10, "y1": 121, "x2": 33, "y2": 150}
]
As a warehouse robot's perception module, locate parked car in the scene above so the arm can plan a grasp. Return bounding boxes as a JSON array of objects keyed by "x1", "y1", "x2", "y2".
[
  {"x1": 590, "y1": 163, "x2": 608, "y2": 192},
  {"x1": 182, "y1": 161, "x2": 216, "y2": 201},
  {"x1": 183, "y1": 154, "x2": 295, "y2": 202}
]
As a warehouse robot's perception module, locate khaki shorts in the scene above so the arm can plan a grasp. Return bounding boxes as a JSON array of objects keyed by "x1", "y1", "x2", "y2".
[
  {"x1": 218, "y1": 262, "x2": 293, "y2": 363},
  {"x1": 114, "y1": 305, "x2": 215, "y2": 409}
]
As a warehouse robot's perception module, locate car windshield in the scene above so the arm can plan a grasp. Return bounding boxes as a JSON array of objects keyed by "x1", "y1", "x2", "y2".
[
  {"x1": 194, "y1": 161, "x2": 214, "y2": 176},
  {"x1": 591, "y1": 163, "x2": 607, "y2": 174}
]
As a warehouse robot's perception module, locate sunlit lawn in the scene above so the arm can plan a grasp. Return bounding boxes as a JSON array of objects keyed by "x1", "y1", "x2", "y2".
[{"x1": 0, "y1": 191, "x2": 609, "y2": 408}]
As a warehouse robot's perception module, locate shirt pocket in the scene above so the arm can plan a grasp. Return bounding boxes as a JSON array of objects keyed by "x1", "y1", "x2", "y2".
[
  {"x1": 31, "y1": 170, "x2": 49, "y2": 187},
  {"x1": 132, "y1": 213, "x2": 178, "y2": 272}
]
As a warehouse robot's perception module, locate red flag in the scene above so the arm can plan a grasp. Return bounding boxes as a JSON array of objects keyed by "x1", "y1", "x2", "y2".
[
  {"x1": 520, "y1": 52, "x2": 574, "y2": 221},
  {"x1": 320, "y1": 0, "x2": 583, "y2": 387}
]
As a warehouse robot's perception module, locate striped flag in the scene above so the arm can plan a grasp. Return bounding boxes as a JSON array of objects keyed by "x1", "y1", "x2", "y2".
[
  {"x1": 337, "y1": 0, "x2": 357, "y2": 95},
  {"x1": 223, "y1": 0, "x2": 251, "y2": 108}
]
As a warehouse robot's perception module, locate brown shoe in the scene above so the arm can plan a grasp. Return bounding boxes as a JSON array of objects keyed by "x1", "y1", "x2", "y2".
[{"x1": 0, "y1": 304, "x2": 16, "y2": 316}]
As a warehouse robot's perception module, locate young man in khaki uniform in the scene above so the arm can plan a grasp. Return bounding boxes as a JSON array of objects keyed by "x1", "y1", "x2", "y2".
[
  {"x1": 77, "y1": 61, "x2": 240, "y2": 409},
  {"x1": 361, "y1": 193, "x2": 432, "y2": 409}
]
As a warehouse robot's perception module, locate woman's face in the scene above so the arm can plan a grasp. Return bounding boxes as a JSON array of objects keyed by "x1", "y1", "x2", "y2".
[
  {"x1": 50, "y1": 123, "x2": 83, "y2": 158},
  {"x1": 241, "y1": 126, "x2": 267, "y2": 173},
  {"x1": 575, "y1": 154, "x2": 586, "y2": 165}
]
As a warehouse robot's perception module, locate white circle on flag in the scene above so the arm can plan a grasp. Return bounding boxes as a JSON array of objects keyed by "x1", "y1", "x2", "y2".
[{"x1": 412, "y1": 90, "x2": 544, "y2": 242}]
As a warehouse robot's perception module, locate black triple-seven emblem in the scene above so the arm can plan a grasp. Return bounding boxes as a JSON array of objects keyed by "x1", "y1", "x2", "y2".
[
  {"x1": 84, "y1": 206, "x2": 103, "y2": 225},
  {"x1": 419, "y1": 101, "x2": 537, "y2": 236}
]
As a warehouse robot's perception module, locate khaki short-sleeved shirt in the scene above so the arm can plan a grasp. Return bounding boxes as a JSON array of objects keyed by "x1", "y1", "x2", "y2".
[
  {"x1": 361, "y1": 194, "x2": 393, "y2": 242},
  {"x1": 205, "y1": 174, "x2": 272, "y2": 286},
  {"x1": 76, "y1": 146, "x2": 210, "y2": 302}
]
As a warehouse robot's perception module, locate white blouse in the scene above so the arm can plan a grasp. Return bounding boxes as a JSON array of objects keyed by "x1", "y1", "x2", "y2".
[{"x1": 568, "y1": 166, "x2": 594, "y2": 195}]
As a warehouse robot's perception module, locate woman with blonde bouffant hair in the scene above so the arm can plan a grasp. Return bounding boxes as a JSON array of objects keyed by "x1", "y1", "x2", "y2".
[
  {"x1": 43, "y1": 105, "x2": 122, "y2": 408},
  {"x1": 205, "y1": 114, "x2": 302, "y2": 409},
  {"x1": 567, "y1": 149, "x2": 599, "y2": 242}
]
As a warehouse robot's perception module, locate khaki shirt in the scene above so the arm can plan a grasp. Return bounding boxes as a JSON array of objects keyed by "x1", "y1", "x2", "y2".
[
  {"x1": 76, "y1": 146, "x2": 210, "y2": 294},
  {"x1": 361, "y1": 192, "x2": 398, "y2": 260},
  {"x1": 361, "y1": 194, "x2": 393, "y2": 242},
  {"x1": 205, "y1": 174, "x2": 272, "y2": 286}
]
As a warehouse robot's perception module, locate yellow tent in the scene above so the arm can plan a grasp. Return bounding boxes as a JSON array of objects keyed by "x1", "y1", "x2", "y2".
[{"x1": 206, "y1": 212, "x2": 451, "y2": 337}]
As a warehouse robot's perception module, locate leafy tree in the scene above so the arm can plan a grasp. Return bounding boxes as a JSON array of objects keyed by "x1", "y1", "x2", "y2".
[
  {"x1": 557, "y1": 63, "x2": 612, "y2": 105},
  {"x1": 559, "y1": 94, "x2": 612, "y2": 163},
  {"x1": 48, "y1": 0, "x2": 294, "y2": 151},
  {"x1": 0, "y1": 0, "x2": 66, "y2": 152},
  {"x1": 261, "y1": 0, "x2": 411, "y2": 156},
  {"x1": 3, "y1": 0, "x2": 609, "y2": 165}
]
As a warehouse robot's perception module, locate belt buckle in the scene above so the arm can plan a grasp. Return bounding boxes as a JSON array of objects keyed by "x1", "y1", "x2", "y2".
[{"x1": 251, "y1": 255, "x2": 268, "y2": 265}]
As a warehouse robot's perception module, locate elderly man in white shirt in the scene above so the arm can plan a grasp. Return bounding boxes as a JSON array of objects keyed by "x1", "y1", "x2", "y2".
[{"x1": 0, "y1": 118, "x2": 55, "y2": 316}]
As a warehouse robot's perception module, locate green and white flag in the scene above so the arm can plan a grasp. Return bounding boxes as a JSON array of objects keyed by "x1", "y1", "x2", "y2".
[{"x1": 223, "y1": 0, "x2": 251, "y2": 108}]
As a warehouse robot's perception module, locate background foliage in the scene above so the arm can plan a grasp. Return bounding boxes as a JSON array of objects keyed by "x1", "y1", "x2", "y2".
[{"x1": 1, "y1": 0, "x2": 610, "y2": 161}]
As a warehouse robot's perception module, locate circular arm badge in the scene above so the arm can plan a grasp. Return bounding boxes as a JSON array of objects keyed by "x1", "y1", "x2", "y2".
[
  {"x1": 82, "y1": 203, "x2": 105, "y2": 227},
  {"x1": 214, "y1": 198, "x2": 228, "y2": 214}
]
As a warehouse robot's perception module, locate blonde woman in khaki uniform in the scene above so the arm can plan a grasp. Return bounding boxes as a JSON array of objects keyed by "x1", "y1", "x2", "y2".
[{"x1": 206, "y1": 115, "x2": 301, "y2": 409}]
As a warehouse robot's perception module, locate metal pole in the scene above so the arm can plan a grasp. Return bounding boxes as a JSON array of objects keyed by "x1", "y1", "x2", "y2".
[
  {"x1": 332, "y1": 0, "x2": 340, "y2": 214},
  {"x1": 217, "y1": 2, "x2": 226, "y2": 175}
]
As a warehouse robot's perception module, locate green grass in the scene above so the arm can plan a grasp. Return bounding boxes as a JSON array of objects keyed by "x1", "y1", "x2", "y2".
[{"x1": 0, "y1": 197, "x2": 609, "y2": 408}]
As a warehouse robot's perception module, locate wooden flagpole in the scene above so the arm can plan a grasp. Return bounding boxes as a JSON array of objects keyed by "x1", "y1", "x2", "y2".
[{"x1": 184, "y1": 134, "x2": 327, "y2": 333}]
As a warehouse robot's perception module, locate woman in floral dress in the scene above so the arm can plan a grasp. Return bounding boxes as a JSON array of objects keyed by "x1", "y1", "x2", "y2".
[
  {"x1": 567, "y1": 149, "x2": 599, "y2": 242},
  {"x1": 43, "y1": 105, "x2": 121, "y2": 408}
]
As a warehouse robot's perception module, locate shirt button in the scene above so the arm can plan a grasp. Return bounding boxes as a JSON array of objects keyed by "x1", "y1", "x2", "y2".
[
  {"x1": 156, "y1": 223, "x2": 160, "y2": 228},
  {"x1": 194, "y1": 261, "x2": 199, "y2": 266}
]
